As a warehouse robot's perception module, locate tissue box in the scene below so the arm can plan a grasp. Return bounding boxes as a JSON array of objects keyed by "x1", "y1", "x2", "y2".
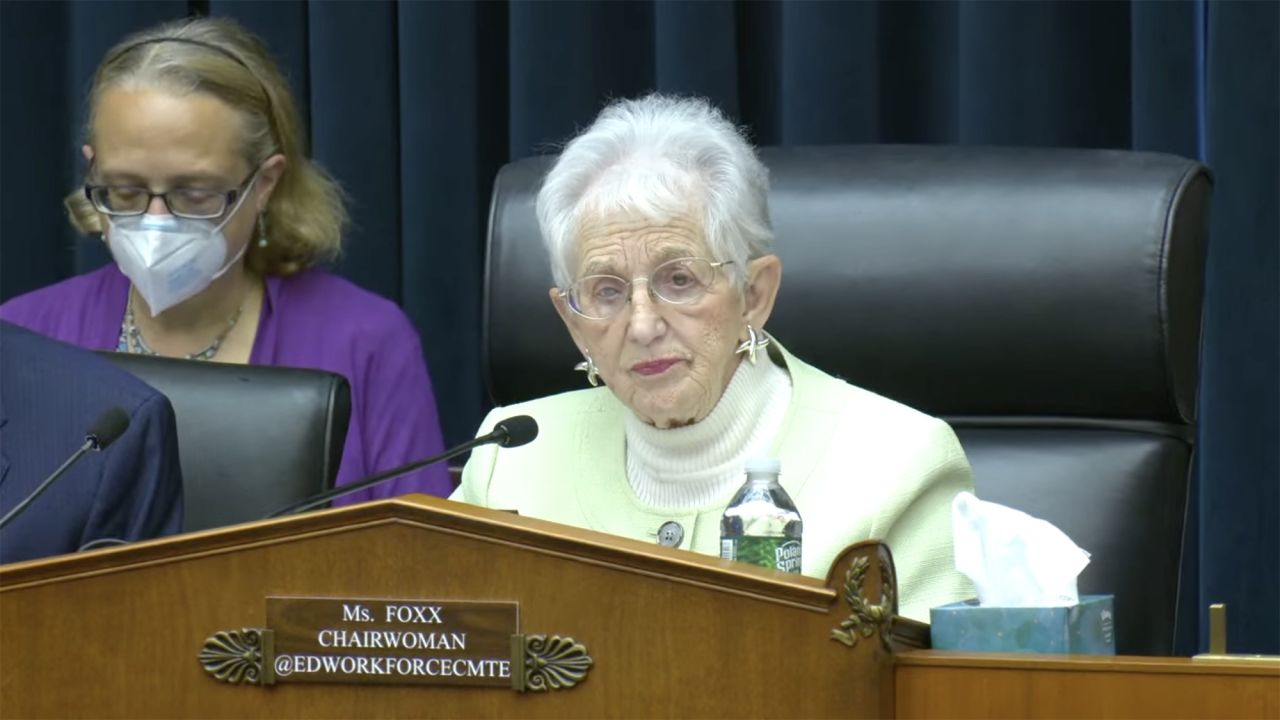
[{"x1": 929, "y1": 594, "x2": 1115, "y2": 655}]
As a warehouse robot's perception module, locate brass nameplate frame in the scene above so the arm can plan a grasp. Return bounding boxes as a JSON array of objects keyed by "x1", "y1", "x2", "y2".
[
  {"x1": 1192, "y1": 603, "x2": 1280, "y2": 664},
  {"x1": 198, "y1": 597, "x2": 592, "y2": 692}
]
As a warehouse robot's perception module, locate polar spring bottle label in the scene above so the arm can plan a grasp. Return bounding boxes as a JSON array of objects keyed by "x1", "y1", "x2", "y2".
[{"x1": 721, "y1": 536, "x2": 802, "y2": 573}]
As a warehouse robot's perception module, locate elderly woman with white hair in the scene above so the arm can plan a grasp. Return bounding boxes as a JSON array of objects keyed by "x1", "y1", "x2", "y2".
[{"x1": 453, "y1": 94, "x2": 973, "y2": 620}]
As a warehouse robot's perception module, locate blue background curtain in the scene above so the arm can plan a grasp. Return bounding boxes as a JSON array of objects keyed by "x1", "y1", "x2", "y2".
[{"x1": 2, "y1": 0, "x2": 1275, "y2": 654}]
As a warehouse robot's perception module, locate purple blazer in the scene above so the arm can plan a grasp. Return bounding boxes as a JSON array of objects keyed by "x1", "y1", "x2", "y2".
[{"x1": 0, "y1": 264, "x2": 451, "y2": 505}]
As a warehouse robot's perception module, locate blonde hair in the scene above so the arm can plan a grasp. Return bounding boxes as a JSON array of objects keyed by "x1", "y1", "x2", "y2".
[{"x1": 65, "y1": 16, "x2": 345, "y2": 276}]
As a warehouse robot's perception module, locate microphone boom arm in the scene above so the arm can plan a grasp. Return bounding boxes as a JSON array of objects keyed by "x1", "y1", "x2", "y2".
[
  {"x1": 0, "y1": 440, "x2": 94, "y2": 530},
  {"x1": 267, "y1": 427, "x2": 507, "y2": 518}
]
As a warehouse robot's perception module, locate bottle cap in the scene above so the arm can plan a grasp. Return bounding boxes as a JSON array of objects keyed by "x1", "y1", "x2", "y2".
[{"x1": 744, "y1": 458, "x2": 782, "y2": 475}]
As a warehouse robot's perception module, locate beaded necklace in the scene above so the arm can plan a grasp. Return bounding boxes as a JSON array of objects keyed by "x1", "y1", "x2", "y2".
[{"x1": 117, "y1": 295, "x2": 244, "y2": 361}]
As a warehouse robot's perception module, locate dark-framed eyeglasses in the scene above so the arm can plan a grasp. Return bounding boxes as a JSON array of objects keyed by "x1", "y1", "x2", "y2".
[
  {"x1": 560, "y1": 256, "x2": 734, "y2": 321},
  {"x1": 83, "y1": 168, "x2": 259, "y2": 220}
]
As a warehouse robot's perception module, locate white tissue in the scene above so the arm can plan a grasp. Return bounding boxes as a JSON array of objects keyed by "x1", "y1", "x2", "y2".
[{"x1": 951, "y1": 492, "x2": 1091, "y2": 607}]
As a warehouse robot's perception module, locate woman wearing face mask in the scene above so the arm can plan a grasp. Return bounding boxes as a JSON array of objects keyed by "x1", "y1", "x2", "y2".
[{"x1": 0, "y1": 17, "x2": 450, "y2": 504}]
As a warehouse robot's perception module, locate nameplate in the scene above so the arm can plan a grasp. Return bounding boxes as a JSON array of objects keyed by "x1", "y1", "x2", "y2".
[{"x1": 266, "y1": 597, "x2": 518, "y2": 686}]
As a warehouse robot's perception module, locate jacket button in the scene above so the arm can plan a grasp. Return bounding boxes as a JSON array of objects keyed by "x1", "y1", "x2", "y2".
[{"x1": 656, "y1": 521, "x2": 684, "y2": 547}]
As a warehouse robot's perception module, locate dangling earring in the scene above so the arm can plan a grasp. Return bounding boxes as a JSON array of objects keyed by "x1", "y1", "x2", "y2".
[
  {"x1": 734, "y1": 324, "x2": 770, "y2": 365},
  {"x1": 574, "y1": 349, "x2": 600, "y2": 387},
  {"x1": 256, "y1": 212, "x2": 269, "y2": 248}
]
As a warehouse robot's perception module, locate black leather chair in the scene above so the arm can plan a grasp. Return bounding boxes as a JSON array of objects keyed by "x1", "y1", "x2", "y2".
[
  {"x1": 99, "y1": 353, "x2": 351, "y2": 532},
  {"x1": 483, "y1": 145, "x2": 1210, "y2": 656}
]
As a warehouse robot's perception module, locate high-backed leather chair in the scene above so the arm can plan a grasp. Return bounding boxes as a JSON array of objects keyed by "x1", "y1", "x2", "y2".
[
  {"x1": 483, "y1": 145, "x2": 1210, "y2": 656},
  {"x1": 99, "y1": 353, "x2": 351, "y2": 532}
]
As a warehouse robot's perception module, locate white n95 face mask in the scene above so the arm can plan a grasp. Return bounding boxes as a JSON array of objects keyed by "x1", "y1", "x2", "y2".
[
  {"x1": 104, "y1": 170, "x2": 260, "y2": 316},
  {"x1": 108, "y1": 213, "x2": 247, "y2": 316}
]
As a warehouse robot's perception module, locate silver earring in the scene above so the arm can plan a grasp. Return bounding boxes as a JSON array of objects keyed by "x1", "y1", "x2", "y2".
[
  {"x1": 574, "y1": 349, "x2": 600, "y2": 387},
  {"x1": 256, "y1": 213, "x2": 269, "y2": 248},
  {"x1": 734, "y1": 324, "x2": 770, "y2": 365}
]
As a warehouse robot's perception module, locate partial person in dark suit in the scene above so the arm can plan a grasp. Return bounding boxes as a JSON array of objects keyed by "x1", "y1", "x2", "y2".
[{"x1": 0, "y1": 321, "x2": 183, "y2": 563}]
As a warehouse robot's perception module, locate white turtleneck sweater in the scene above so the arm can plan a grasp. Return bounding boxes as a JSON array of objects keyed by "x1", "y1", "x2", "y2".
[
  {"x1": 455, "y1": 341, "x2": 976, "y2": 621},
  {"x1": 623, "y1": 356, "x2": 793, "y2": 510}
]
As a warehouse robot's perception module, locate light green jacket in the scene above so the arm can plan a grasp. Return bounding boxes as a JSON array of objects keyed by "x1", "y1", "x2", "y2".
[{"x1": 452, "y1": 344, "x2": 975, "y2": 621}]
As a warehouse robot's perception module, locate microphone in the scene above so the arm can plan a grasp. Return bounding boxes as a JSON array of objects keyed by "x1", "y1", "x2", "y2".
[
  {"x1": 0, "y1": 407, "x2": 131, "y2": 531},
  {"x1": 268, "y1": 414, "x2": 539, "y2": 518}
]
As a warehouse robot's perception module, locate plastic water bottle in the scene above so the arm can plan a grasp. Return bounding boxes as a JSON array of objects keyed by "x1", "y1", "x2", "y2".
[{"x1": 720, "y1": 458, "x2": 803, "y2": 573}]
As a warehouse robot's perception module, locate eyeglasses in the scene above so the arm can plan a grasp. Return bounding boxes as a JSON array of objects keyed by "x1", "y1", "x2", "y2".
[
  {"x1": 560, "y1": 256, "x2": 733, "y2": 320},
  {"x1": 84, "y1": 169, "x2": 258, "y2": 220}
]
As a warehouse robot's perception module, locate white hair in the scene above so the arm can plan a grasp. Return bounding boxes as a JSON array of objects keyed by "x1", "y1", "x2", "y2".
[{"x1": 536, "y1": 94, "x2": 773, "y2": 289}]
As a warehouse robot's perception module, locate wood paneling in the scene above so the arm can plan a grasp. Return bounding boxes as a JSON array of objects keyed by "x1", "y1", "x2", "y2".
[
  {"x1": 895, "y1": 651, "x2": 1280, "y2": 719},
  {"x1": 0, "y1": 496, "x2": 897, "y2": 719},
  {"x1": 8, "y1": 495, "x2": 1271, "y2": 719}
]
